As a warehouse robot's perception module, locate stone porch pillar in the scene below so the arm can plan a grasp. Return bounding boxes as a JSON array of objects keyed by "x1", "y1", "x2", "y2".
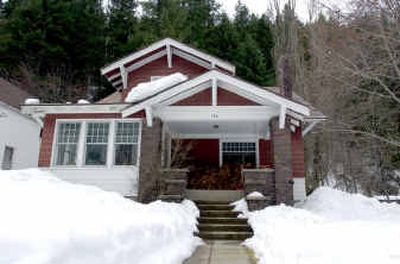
[
  {"x1": 137, "y1": 118, "x2": 162, "y2": 203},
  {"x1": 270, "y1": 117, "x2": 294, "y2": 205}
]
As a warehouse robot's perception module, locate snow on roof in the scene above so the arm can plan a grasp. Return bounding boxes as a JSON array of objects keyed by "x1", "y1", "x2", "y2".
[
  {"x1": 77, "y1": 99, "x2": 90, "y2": 104},
  {"x1": 24, "y1": 98, "x2": 40, "y2": 105},
  {"x1": 125, "y1": 73, "x2": 188, "y2": 103}
]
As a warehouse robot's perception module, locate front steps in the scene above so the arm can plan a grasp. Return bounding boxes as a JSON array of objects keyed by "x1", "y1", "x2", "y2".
[{"x1": 196, "y1": 201, "x2": 253, "y2": 241}]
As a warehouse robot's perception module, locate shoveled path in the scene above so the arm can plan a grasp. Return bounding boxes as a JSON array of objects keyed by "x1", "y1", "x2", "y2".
[{"x1": 184, "y1": 240, "x2": 257, "y2": 264}]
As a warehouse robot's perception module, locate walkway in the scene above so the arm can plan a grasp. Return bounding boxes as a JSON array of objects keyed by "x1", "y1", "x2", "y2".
[{"x1": 184, "y1": 240, "x2": 257, "y2": 264}]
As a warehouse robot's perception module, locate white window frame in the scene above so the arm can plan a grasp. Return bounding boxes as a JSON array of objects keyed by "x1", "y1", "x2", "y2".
[
  {"x1": 219, "y1": 139, "x2": 259, "y2": 168},
  {"x1": 83, "y1": 121, "x2": 111, "y2": 167},
  {"x1": 113, "y1": 120, "x2": 141, "y2": 167},
  {"x1": 51, "y1": 119, "x2": 142, "y2": 168}
]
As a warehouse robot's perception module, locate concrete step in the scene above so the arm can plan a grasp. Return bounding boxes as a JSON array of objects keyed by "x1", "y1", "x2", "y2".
[
  {"x1": 200, "y1": 210, "x2": 239, "y2": 218},
  {"x1": 187, "y1": 190, "x2": 243, "y2": 202},
  {"x1": 196, "y1": 203, "x2": 235, "y2": 211},
  {"x1": 198, "y1": 217, "x2": 248, "y2": 225},
  {"x1": 199, "y1": 231, "x2": 253, "y2": 240},
  {"x1": 198, "y1": 223, "x2": 252, "y2": 232}
]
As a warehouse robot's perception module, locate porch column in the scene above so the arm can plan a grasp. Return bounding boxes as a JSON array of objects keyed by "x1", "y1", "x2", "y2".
[
  {"x1": 270, "y1": 117, "x2": 294, "y2": 205},
  {"x1": 138, "y1": 118, "x2": 162, "y2": 203}
]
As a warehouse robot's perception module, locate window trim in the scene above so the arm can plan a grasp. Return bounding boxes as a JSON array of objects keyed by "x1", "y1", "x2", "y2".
[{"x1": 51, "y1": 119, "x2": 142, "y2": 168}]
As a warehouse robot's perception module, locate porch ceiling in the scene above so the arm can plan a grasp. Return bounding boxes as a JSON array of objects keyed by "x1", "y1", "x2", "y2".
[{"x1": 166, "y1": 120, "x2": 270, "y2": 138}]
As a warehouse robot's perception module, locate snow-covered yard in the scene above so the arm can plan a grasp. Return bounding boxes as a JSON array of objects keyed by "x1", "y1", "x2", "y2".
[
  {"x1": 234, "y1": 187, "x2": 400, "y2": 264},
  {"x1": 0, "y1": 169, "x2": 201, "y2": 264}
]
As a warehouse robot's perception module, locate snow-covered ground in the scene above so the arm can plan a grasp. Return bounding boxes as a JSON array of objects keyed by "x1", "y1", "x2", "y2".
[
  {"x1": 234, "y1": 187, "x2": 400, "y2": 264},
  {"x1": 0, "y1": 169, "x2": 201, "y2": 264}
]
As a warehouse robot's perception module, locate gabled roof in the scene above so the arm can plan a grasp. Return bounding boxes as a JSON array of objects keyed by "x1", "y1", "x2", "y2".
[
  {"x1": 0, "y1": 78, "x2": 33, "y2": 109},
  {"x1": 121, "y1": 70, "x2": 313, "y2": 119},
  {"x1": 100, "y1": 38, "x2": 236, "y2": 90}
]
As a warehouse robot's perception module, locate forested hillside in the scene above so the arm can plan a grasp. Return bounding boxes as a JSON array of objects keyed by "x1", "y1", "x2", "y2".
[
  {"x1": 0, "y1": 0, "x2": 274, "y2": 101},
  {"x1": 0, "y1": 0, "x2": 399, "y2": 195}
]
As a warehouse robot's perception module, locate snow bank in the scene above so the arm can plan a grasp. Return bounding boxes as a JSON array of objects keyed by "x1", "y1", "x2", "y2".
[
  {"x1": 0, "y1": 169, "x2": 201, "y2": 264},
  {"x1": 125, "y1": 73, "x2": 188, "y2": 103},
  {"x1": 240, "y1": 187, "x2": 400, "y2": 264}
]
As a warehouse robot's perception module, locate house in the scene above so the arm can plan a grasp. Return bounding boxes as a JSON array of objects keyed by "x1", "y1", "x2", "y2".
[
  {"x1": 0, "y1": 78, "x2": 41, "y2": 170},
  {"x1": 21, "y1": 38, "x2": 326, "y2": 204}
]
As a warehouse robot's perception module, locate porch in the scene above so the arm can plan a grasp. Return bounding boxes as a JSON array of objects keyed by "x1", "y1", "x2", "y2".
[{"x1": 138, "y1": 106, "x2": 299, "y2": 207}]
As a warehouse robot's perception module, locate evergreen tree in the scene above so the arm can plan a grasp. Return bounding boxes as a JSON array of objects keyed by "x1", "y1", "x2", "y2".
[{"x1": 106, "y1": 0, "x2": 138, "y2": 60}]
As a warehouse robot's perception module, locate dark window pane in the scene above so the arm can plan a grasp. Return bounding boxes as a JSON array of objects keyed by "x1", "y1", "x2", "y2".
[
  {"x1": 85, "y1": 145, "x2": 107, "y2": 165},
  {"x1": 115, "y1": 144, "x2": 137, "y2": 165},
  {"x1": 56, "y1": 144, "x2": 78, "y2": 165}
]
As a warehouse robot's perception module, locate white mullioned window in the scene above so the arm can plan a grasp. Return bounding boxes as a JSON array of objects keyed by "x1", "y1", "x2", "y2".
[
  {"x1": 222, "y1": 142, "x2": 257, "y2": 168},
  {"x1": 55, "y1": 122, "x2": 81, "y2": 165},
  {"x1": 85, "y1": 122, "x2": 110, "y2": 165},
  {"x1": 53, "y1": 119, "x2": 141, "y2": 167},
  {"x1": 114, "y1": 122, "x2": 140, "y2": 165}
]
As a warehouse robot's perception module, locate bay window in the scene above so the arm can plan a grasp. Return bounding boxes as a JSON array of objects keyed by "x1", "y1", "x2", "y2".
[{"x1": 53, "y1": 120, "x2": 141, "y2": 167}]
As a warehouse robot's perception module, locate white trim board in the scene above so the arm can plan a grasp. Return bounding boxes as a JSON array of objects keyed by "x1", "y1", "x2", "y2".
[
  {"x1": 21, "y1": 103, "x2": 130, "y2": 116},
  {"x1": 122, "y1": 70, "x2": 311, "y2": 119},
  {"x1": 101, "y1": 38, "x2": 235, "y2": 76}
]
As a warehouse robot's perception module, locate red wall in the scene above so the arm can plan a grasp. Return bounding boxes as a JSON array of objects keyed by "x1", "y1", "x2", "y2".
[
  {"x1": 173, "y1": 88, "x2": 212, "y2": 106},
  {"x1": 177, "y1": 139, "x2": 219, "y2": 167},
  {"x1": 259, "y1": 139, "x2": 273, "y2": 168},
  {"x1": 291, "y1": 127, "x2": 305, "y2": 178},
  {"x1": 218, "y1": 88, "x2": 260, "y2": 106},
  {"x1": 38, "y1": 113, "x2": 123, "y2": 167},
  {"x1": 123, "y1": 55, "x2": 208, "y2": 100}
]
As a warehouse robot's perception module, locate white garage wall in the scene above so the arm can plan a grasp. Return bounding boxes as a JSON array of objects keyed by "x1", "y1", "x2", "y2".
[{"x1": 0, "y1": 104, "x2": 41, "y2": 169}]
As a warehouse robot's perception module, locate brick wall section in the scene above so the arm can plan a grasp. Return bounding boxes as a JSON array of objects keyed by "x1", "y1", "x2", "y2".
[
  {"x1": 270, "y1": 117, "x2": 294, "y2": 205},
  {"x1": 137, "y1": 118, "x2": 162, "y2": 203},
  {"x1": 242, "y1": 169, "x2": 275, "y2": 196},
  {"x1": 123, "y1": 55, "x2": 208, "y2": 100},
  {"x1": 38, "y1": 113, "x2": 121, "y2": 167},
  {"x1": 259, "y1": 139, "x2": 273, "y2": 168},
  {"x1": 291, "y1": 126, "x2": 305, "y2": 178}
]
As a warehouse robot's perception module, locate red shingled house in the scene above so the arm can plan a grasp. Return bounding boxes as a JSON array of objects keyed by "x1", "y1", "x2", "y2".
[{"x1": 22, "y1": 38, "x2": 325, "y2": 204}]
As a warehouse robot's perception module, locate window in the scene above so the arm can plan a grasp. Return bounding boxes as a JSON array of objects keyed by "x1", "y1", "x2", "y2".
[
  {"x1": 114, "y1": 122, "x2": 140, "y2": 165},
  {"x1": 2, "y1": 146, "x2": 14, "y2": 170},
  {"x1": 55, "y1": 122, "x2": 81, "y2": 165},
  {"x1": 85, "y1": 122, "x2": 109, "y2": 165},
  {"x1": 222, "y1": 142, "x2": 256, "y2": 168}
]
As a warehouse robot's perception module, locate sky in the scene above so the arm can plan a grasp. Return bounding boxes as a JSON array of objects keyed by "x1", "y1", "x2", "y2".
[{"x1": 217, "y1": 0, "x2": 351, "y2": 22}]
